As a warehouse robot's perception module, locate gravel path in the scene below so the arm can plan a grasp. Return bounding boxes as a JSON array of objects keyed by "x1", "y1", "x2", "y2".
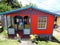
[
  {"x1": 19, "y1": 39, "x2": 36, "y2": 45},
  {"x1": 19, "y1": 27, "x2": 60, "y2": 45}
]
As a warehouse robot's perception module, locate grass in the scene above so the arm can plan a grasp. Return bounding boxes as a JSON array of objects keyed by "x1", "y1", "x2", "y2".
[
  {"x1": 36, "y1": 36, "x2": 60, "y2": 45},
  {"x1": 0, "y1": 39, "x2": 19, "y2": 45},
  {"x1": 0, "y1": 28, "x2": 60, "y2": 45},
  {"x1": 35, "y1": 29, "x2": 60, "y2": 45},
  {"x1": 36, "y1": 41, "x2": 60, "y2": 45},
  {"x1": 0, "y1": 30, "x2": 19, "y2": 45},
  {"x1": 36, "y1": 31, "x2": 60, "y2": 45}
]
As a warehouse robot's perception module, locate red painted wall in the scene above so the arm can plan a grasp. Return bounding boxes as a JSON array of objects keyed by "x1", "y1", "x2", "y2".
[
  {"x1": 6, "y1": 9, "x2": 30, "y2": 18},
  {"x1": 31, "y1": 10, "x2": 54, "y2": 35}
]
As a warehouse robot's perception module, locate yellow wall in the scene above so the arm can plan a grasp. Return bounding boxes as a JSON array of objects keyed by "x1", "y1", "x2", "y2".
[
  {"x1": 57, "y1": 16, "x2": 60, "y2": 26},
  {"x1": 12, "y1": 17, "x2": 15, "y2": 27}
]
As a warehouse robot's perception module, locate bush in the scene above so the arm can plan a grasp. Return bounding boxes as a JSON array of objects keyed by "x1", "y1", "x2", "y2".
[{"x1": 0, "y1": 26, "x2": 4, "y2": 33}]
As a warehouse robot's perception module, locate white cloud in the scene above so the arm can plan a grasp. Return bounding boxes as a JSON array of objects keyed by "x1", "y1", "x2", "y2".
[
  {"x1": 17, "y1": 0, "x2": 60, "y2": 12},
  {"x1": 37, "y1": 0, "x2": 60, "y2": 11},
  {"x1": 17, "y1": 0, "x2": 29, "y2": 6},
  {"x1": 41, "y1": 0, "x2": 57, "y2": 5}
]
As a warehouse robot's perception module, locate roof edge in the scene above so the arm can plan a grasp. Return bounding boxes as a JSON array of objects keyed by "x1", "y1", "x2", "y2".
[{"x1": 0, "y1": 6, "x2": 60, "y2": 16}]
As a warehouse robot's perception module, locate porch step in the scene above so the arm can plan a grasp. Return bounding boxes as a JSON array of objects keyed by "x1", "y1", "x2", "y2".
[{"x1": 21, "y1": 35, "x2": 30, "y2": 39}]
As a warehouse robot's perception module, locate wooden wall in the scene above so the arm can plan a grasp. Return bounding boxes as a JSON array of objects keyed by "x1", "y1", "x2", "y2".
[{"x1": 57, "y1": 16, "x2": 60, "y2": 26}]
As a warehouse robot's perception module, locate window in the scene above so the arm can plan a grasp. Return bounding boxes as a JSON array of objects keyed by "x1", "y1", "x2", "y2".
[
  {"x1": 54, "y1": 17, "x2": 57, "y2": 21},
  {"x1": 24, "y1": 16, "x2": 30, "y2": 29},
  {"x1": 37, "y1": 16, "x2": 47, "y2": 29}
]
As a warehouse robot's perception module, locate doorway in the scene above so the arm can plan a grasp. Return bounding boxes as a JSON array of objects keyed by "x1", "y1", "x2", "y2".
[
  {"x1": 14, "y1": 16, "x2": 31, "y2": 35},
  {"x1": 14, "y1": 16, "x2": 23, "y2": 30},
  {"x1": 23, "y1": 16, "x2": 30, "y2": 35}
]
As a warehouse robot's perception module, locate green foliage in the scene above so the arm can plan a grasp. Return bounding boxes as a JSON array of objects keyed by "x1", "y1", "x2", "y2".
[
  {"x1": 0, "y1": 39, "x2": 19, "y2": 45},
  {"x1": 37, "y1": 41, "x2": 60, "y2": 45},
  {"x1": 12, "y1": 0, "x2": 22, "y2": 8},
  {"x1": 24, "y1": 3, "x2": 37, "y2": 8},
  {"x1": 0, "y1": 30, "x2": 19, "y2": 45},
  {"x1": 0, "y1": 27, "x2": 4, "y2": 33},
  {"x1": 0, "y1": 0, "x2": 22, "y2": 12},
  {"x1": 0, "y1": 3, "x2": 12, "y2": 12},
  {"x1": 0, "y1": 30, "x2": 7, "y2": 38}
]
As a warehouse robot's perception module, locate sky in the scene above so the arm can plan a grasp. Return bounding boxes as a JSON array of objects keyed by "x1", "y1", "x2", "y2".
[{"x1": 17, "y1": 0, "x2": 60, "y2": 13}]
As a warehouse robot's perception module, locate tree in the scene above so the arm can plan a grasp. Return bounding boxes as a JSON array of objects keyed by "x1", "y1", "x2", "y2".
[
  {"x1": 1, "y1": 0, "x2": 22, "y2": 8},
  {"x1": 0, "y1": 0, "x2": 22, "y2": 12},
  {"x1": 0, "y1": 3, "x2": 12, "y2": 12},
  {"x1": 24, "y1": 3, "x2": 37, "y2": 7}
]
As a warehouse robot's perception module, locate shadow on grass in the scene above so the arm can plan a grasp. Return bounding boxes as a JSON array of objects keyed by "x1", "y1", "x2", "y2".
[
  {"x1": 51, "y1": 36, "x2": 60, "y2": 43},
  {"x1": 36, "y1": 36, "x2": 60, "y2": 44}
]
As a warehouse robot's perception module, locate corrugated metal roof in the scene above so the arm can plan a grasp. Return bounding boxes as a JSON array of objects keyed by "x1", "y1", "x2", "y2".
[{"x1": 0, "y1": 6, "x2": 60, "y2": 16}]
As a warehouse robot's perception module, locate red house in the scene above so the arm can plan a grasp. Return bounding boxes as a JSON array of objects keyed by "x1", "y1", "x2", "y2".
[{"x1": 0, "y1": 6, "x2": 60, "y2": 40}]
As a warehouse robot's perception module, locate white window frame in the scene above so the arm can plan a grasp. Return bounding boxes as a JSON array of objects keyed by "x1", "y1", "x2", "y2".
[{"x1": 37, "y1": 16, "x2": 47, "y2": 29}]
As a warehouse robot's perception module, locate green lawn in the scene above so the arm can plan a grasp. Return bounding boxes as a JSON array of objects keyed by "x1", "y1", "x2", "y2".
[
  {"x1": 37, "y1": 41, "x2": 60, "y2": 45},
  {"x1": 0, "y1": 29, "x2": 60, "y2": 45},
  {"x1": 37, "y1": 30, "x2": 60, "y2": 45},
  {"x1": 0, "y1": 39, "x2": 19, "y2": 45},
  {"x1": 0, "y1": 30, "x2": 19, "y2": 45}
]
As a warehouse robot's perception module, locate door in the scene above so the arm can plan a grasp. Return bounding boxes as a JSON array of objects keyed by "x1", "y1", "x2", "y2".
[
  {"x1": 23, "y1": 16, "x2": 30, "y2": 35},
  {"x1": 14, "y1": 16, "x2": 23, "y2": 30}
]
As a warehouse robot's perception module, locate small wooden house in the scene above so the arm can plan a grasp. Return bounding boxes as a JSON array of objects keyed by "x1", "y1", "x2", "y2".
[
  {"x1": 54, "y1": 16, "x2": 60, "y2": 27},
  {"x1": 0, "y1": 6, "x2": 60, "y2": 40}
]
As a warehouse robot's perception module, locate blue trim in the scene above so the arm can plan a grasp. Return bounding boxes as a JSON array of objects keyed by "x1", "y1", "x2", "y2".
[
  {"x1": 23, "y1": 10, "x2": 31, "y2": 35},
  {"x1": 8, "y1": 28, "x2": 16, "y2": 35},
  {"x1": 38, "y1": 34, "x2": 52, "y2": 40},
  {"x1": 0, "y1": 6, "x2": 60, "y2": 16},
  {"x1": 10, "y1": 16, "x2": 12, "y2": 25},
  {"x1": 23, "y1": 11, "x2": 26, "y2": 35},
  {"x1": 38, "y1": 34, "x2": 51, "y2": 36},
  {"x1": 0, "y1": 6, "x2": 31, "y2": 15},
  {"x1": 6, "y1": 16, "x2": 8, "y2": 30},
  {"x1": 38, "y1": 34, "x2": 52, "y2": 37},
  {"x1": 38, "y1": 34, "x2": 52, "y2": 38},
  {"x1": 32, "y1": 7, "x2": 60, "y2": 16},
  {"x1": 30, "y1": 9, "x2": 32, "y2": 34}
]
